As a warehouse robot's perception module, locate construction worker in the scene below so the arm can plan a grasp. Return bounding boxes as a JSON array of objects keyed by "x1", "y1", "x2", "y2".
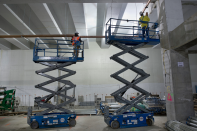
[
  {"x1": 130, "y1": 96, "x2": 136, "y2": 100},
  {"x1": 71, "y1": 31, "x2": 82, "y2": 57},
  {"x1": 139, "y1": 11, "x2": 150, "y2": 37}
]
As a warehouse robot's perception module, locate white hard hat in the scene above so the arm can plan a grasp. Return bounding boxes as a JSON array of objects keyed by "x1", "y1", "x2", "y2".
[
  {"x1": 75, "y1": 31, "x2": 79, "y2": 34},
  {"x1": 139, "y1": 11, "x2": 143, "y2": 16}
]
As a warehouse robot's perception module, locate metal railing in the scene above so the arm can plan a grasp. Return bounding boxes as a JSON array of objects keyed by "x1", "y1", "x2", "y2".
[
  {"x1": 105, "y1": 18, "x2": 159, "y2": 41},
  {"x1": 33, "y1": 38, "x2": 84, "y2": 61}
]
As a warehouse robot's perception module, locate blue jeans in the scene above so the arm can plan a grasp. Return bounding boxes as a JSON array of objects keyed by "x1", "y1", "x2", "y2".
[
  {"x1": 142, "y1": 27, "x2": 149, "y2": 37},
  {"x1": 73, "y1": 45, "x2": 81, "y2": 57}
]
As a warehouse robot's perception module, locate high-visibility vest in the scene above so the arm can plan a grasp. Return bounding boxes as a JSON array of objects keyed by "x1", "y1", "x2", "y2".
[
  {"x1": 72, "y1": 36, "x2": 80, "y2": 46},
  {"x1": 139, "y1": 16, "x2": 150, "y2": 28}
]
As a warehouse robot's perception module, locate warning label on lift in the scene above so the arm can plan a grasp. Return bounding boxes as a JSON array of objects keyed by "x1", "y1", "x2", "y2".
[
  {"x1": 127, "y1": 120, "x2": 138, "y2": 124},
  {"x1": 139, "y1": 117, "x2": 144, "y2": 121},
  {"x1": 60, "y1": 118, "x2": 65, "y2": 123},
  {"x1": 128, "y1": 113, "x2": 136, "y2": 117}
]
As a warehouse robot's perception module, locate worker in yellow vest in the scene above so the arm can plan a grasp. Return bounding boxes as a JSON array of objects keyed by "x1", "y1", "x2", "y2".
[
  {"x1": 71, "y1": 31, "x2": 82, "y2": 57},
  {"x1": 139, "y1": 12, "x2": 150, "y2": 38}
]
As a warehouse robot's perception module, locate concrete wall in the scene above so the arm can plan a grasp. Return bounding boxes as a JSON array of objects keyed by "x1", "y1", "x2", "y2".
[
  {"x1": 0, "y1": 42, "x2": 165, "y2": 106},
  {"x1": 182, "y1": 1, "x2": 197, "y2": 21},
  {"x1": 189, "y1": 54, "x2": 197, "y2": 93}
]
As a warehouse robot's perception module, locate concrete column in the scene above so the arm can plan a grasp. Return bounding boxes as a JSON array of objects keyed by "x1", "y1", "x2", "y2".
[{"x1": 158, "y1": 0, "x2": 194, "y2": 121}]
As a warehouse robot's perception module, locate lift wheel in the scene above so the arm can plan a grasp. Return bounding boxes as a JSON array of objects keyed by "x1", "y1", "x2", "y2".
[
  {"x1": 69, "y1": 119, "x2": 76, "y2": 127},
  {"x1": 146, "y1": 118, "x2": 154, "y2": 126},
  {"x1": 30, "y1": 121, "x2": 39, "y2": 129},
  {"x1": 111, "y1": 120, "x2": 120, "y2": 129}
]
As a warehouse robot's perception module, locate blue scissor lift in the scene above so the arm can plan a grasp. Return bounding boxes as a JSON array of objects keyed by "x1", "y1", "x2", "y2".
[
  {"x1": 27, "y1": 39, "x2": 84, "y2": 129},
  {"x1": 104, "y1": 18, "x2": 160, "y2": 129}
]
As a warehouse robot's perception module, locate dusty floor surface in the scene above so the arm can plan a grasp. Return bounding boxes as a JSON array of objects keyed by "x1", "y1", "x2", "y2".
[{"x1": 0, "y1": 115, "x2": 167, "y2": 131}]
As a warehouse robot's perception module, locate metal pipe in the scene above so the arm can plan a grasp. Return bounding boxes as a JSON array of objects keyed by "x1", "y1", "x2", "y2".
[
  {"x1": 0, "y1": 34, "x2": 105, "y2": 38},
  {"x1": 109, "y1": 105, "x2": 122, "y2": 108},
  {"x1": 188, "y1": 119, "x2": 197, "y2": 126},
  {"x1": 187, "y1": 121, "x2": 197, "y2": 128},
  {"x1": 142, "y1": 0, "x2": 151, "y2": 13},
  {"x1": 188, "y1": 118, "x2": 197, "y2": 124},
  {"x1": 166, "y1": 120, "x2": 197, "y2": 131},
  {"x1": 190, "y1": 116, "x2": 197, "y2": 121}
]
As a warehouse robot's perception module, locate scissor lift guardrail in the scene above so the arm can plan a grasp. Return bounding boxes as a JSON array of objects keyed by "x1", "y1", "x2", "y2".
[{"x1": 33, "y1": 38, "x2": 84, "y2": 62}]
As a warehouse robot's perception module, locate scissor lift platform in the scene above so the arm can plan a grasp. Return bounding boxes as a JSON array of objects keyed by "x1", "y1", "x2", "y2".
[
  {"x1": 33, "y1": 56, "x2": 84, "y2": 63},
  {"x1": 104, "y1": 18, "x2": 160, "y2": 129},
  {"x1": 33, "y1": 39, "x2": 84, "y2": 63},
  {"x1": 107, "y1": 36, "x2": 160, "y2": 46},
  {"x1": 105, "y1": 18, "x2": 159, "y2": 46}
]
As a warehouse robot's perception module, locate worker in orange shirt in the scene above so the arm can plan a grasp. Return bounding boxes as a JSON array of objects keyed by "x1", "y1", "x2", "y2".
[{"x1": 71, "y1": 31, "x2": 82, "y2": 57}]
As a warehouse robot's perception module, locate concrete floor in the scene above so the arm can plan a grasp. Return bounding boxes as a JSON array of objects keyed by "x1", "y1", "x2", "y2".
[{"x1": 0, "y1": 115, "x2": 167, "y2": 131}]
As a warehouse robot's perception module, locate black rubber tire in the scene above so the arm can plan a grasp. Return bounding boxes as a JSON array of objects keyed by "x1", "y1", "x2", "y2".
[
  {"x1": 146, "y1": 118, "x2": 153, "y2": 126},
  {"x1": 30, "y1": 121, "x2": 39, "y2": 129},
  {"x1": 69, "y1": 119, "x2": 76, "y2": 127},
  {"x1": 151, "y1": 119, "x2": 154, "y2": 125},
  {"x1": 111, "y1": 120, "x2": 120, "y2": 129}
]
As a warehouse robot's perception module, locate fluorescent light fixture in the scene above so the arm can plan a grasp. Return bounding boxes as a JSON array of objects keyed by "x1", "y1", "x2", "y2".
[
  {"x1": 3, "y1": 4, "x2": 49, "y2": 48},
  {"x1": 23, "y1": 37, "x2": 29, "y2": 41},
  {"x1": 0, "y1": 28, "x2": 30, "y2": 49},
  {"x1": 43, "y1": 3, "x2": 62, "y2": 35},
  {"x1": 0, "y1": 28, "x2": 9, "y2": 35}
]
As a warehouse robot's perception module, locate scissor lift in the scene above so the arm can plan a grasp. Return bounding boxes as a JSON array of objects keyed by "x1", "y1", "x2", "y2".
[
  {"x1": 27, "y1": 39, "x2": 84, "y2": 129},
  {"x1": 104, "y1": 18, "x2": 160, "y2": 129}
]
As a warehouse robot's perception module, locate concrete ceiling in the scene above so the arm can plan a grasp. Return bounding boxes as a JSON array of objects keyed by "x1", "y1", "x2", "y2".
[
  {"x1": 0, "y1": 1, "x2": 197, "y2": 49},
  {"x1": 0, "y1": 2, "x2": 150, "y2": 50},
  {"x1": 0, "y1": 1, "x2": 196, "y2": 52},
  {"x1": 0, "y1": 0, "x2": 154, "y2": 4}
]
